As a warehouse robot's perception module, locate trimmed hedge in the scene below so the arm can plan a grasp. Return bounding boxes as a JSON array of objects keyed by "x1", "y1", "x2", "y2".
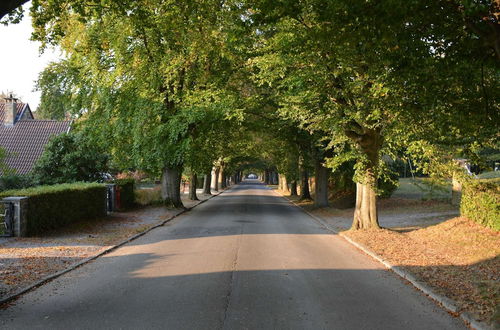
[
  {"x1": 135, "y1": 187, "x2": 162, "y2": 206},
  {"x1": 460, "y1": 178, "x2": 500, "y2": 231},
  {"x1": 0, "y1": 182, "x2": 106, "y2": 235},
  {"x1": 114, "y1": 178, "x2": 135, "y2": 210}
]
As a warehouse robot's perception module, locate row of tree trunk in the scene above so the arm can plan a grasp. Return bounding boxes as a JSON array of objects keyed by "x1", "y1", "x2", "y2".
[
  {"x1": 263, "y1": 169, "x2": 279, "y2": 185},
  {"x1": 161, "y1": 164, "x2": 242, "y2": 209},
  {"x1": 276, "y1": 128, "x2": 383, "y2": 230}
]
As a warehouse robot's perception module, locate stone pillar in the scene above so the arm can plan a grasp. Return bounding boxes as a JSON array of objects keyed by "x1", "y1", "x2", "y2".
[{"x1": 2, "y1": 196, "x2": 28, "y2": 237}]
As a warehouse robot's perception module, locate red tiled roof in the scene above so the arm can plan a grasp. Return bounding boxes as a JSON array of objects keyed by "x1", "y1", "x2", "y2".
[
  {"x1": 0, "y1": 103, "x2": 33, "y2": 123},
  {"x1": 0, "y1": 120, "x2": 72, "y2": 175}
]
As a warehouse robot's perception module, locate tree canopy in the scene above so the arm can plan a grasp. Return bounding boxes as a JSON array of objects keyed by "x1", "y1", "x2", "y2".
[{"x1": 26, "y1": 0, "x2": 499, "y2": 225}]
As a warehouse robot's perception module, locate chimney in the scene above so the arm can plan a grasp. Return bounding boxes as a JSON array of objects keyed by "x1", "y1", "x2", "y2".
[{"x1": 3, "y1": 94, "x2": 18, "y2": 126}]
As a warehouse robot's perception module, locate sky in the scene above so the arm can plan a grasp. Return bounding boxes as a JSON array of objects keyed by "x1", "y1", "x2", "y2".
[{"x1": 0, "y1": 3, "x2": 61, "y2": 110}]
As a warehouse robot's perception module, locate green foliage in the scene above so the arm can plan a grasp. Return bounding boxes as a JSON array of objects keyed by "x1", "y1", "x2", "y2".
[
  {"x1": 114, "y1": 178, "x2": 135, "y2": 210},
  {"x1": 461, "y1": 178, "x2": 500, "y2": 231},
  {"x1": 31, "y1": 132, "x2": 109, "y2": 185},
  {"x1": 377, "y1": 172, "x2": 399, "y2": 199},
  {"x1": 249, "y1": 0, "x2": 498, "y2": 187},
  {"x1": 0, "y1": 182, "x2": 106, "y2": 235},
  {"x1": 32, "y1": 0, "x2": 244, "y2": 178},
  {"x1": 377, "y1": 160, "x2": 400, "y2": 198},
  {"x1": 329, "y1": 160, "x2": 356, "y2": 193},
  {"x1": 35, "y1": 60, "x2": 86, "y2": 119},
  {"x1": 29, "y1": 0, "x2": 499, "y2": 219},
  {"x1": 0, "y1": 174, "x2": 33, "y2": 191}
]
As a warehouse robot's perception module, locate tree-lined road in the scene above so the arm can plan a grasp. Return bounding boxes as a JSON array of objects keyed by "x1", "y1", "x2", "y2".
[{"x1": 1, "y1": 181, "x2": 464, "y2": 329}]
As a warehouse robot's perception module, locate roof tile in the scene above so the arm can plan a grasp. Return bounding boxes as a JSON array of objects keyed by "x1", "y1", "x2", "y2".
[{"x1": 0, "y1": 120, "x2": 71, "y2": 175}]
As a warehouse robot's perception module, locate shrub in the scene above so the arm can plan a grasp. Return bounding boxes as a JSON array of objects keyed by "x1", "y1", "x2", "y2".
[
  {"x1": 135, "y1": 186, "x2": 162, "y2": 206},
  {"x1": 377, "y1": 165, "x2": 399, "y2": 198},
  {"x1": 31, "y1": 133, "x2": 109, "y2": 185},
  {"x1": 461, "y1": 178, "x2": 500, "y2": 230},
  {"x1": 0, "y1": 182, "x2": 106, "y2": 235},
  {"x1": 0, "y1": 174, "x2": 33, "y2": 191},
  {"x1": 114, "y1": 178, "x2": 135, "y2": 209}
]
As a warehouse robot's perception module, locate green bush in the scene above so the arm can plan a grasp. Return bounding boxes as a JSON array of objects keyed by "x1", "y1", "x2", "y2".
[
  {"x1": 378, "y1": 168, "x2": 399, "y2": 198},
  {"x1": 135, "y1": 187, "x2": 162, "y2": 206},
  {"x1": 0, "y1": 174, "x2": 33, "y2": 191},
  {"x1": 0, "y1": 182, "x2": 106, "y2": 235},
  {"x1": 115, "y1": 178, "x2": 135, "y2": 210},
  {"x1": 31, "y1": 133, "x2": 109, "y2": 185},
  {"x1": 460, "y1": 178, "x2": 500, "y2": 230}
]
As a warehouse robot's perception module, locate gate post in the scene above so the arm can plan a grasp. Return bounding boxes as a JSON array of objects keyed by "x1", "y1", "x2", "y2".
[
  {"x1": 106, "y1": 184, "x2": 117, "y2": 213},
  {"x1": 2, "y1": 196, "x2": 28, "y2": 237}
]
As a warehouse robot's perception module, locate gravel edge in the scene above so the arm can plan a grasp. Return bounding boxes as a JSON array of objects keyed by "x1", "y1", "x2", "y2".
[
  {"x1": 0, "y1": 188, "x2": 228, "y2": 306},
  {"x1": 270, "y1": 188, "x2": 493, "y2": 330}
]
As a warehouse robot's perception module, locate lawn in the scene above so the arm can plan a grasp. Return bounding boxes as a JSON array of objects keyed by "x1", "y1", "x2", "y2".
[{"x1": 393, "y1": 177, "x2": 452, "y2": 201}]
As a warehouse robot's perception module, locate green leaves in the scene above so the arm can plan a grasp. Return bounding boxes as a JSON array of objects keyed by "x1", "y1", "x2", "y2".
[
  {"x1": 30, "y1": 0, "x2": 498, "y2": 186},
  {"x1": 31, "y1": 132, "x2": 109, "y2": 185},
  {"x1": 32, "y1": 0, "x2": 246, "y2": 176}
]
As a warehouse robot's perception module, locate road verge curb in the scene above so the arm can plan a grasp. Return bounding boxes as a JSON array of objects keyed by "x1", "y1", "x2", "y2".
[
  {"x1": 0, "y1": 188, "x2": 229, "y2": 306},
  {"x1": 270, "y1": 188, "x2": 492, "y2": 330}
]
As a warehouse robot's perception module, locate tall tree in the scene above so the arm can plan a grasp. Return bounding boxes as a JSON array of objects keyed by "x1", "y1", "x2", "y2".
[
  {"x1": 249, "y1": 0, "x2": 498, "y2": 229},
  {"x1": 32, "y1": 0, "x2": 243, "y2": 208}
]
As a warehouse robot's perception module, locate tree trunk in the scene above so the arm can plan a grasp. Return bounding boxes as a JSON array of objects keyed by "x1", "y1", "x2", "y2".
[
  {"x1": 189, "y1": 173, "x2": 198, "y2": 201},
  {"x1": 351, "y1": 180, "x2": 379, "y2": 229},
  {"x1": 314, "y1": 159, "x2": 329, "y2": 207},
  {"x1": 290, "y1": 180, "x2": 298, "y2": 196},
  {"x1": 346, "y1": 127, "x2": 382, "y2": 230},
  {"x1": 299, "y1": 169, "x2": 312, "y2": 200},
  {"x1": 214, "y1": 167, "x2": 220, "y2": 191},
  {"x1": 220, "y1": 166, "x2": 227, "y2": 189},
  {"x1": 203, "y1": 173, "x2": 211, "y2": 195},
  {"x1": 282, "y1": 176, "x2": 289, "y2": 193},
  {"x1": 161, "y1": 165, "x2": 184, "y2": 208}
]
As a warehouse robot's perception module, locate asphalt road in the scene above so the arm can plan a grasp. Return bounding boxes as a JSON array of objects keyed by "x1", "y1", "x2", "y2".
[{"x1": 0, "y1": 181, "x2": 465, "y2": 330}]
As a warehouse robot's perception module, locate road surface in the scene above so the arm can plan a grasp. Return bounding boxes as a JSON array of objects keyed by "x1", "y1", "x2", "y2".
[{"x1": 0, "y1": 181, "x2": 464, "y2": 329}]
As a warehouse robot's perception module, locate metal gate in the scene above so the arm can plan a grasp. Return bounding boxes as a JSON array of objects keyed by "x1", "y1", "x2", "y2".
[
  {"x1": 0, "y1": 201, "x2": 14, "y2": 237},
  {"x1": 106, "y1": 184, "x2": 116, "y2": 213}
]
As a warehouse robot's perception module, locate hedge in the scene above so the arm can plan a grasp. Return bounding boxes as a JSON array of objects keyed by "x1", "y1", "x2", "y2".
[
  {"x1": 460, "y1": 178, "x2": 500, "y2": 231},
  {"x1": 135, "y1": 186, "x2": 162, "y2": 206},
  {"x1": 114, "y1": 178, "x2": 135, "y2": 210},
  {"x1": 0, "y1": 182, "x2": 106, "y2": 235}
]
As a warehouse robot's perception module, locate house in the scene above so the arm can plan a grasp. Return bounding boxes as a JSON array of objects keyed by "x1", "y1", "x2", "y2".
[{"x1": 0, "y1": 95, "x2": 71, "y2": 175}]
